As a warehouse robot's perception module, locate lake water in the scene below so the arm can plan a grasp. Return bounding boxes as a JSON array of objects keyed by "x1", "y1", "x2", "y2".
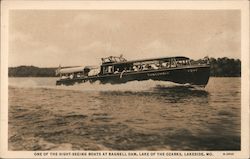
[{"x1": 8, "y1": 77, "x2": 241, "y2": 151}]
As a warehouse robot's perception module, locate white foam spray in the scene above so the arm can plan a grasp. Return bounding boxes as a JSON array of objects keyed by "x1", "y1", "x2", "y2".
[{"x1": 9, "y1": 77, "x2": 190, "y2": 92}]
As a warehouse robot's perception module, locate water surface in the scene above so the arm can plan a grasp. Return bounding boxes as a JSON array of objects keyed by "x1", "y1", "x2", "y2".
[{"x1": 8, "y1": 77, "x2": 241, "y2": 150}]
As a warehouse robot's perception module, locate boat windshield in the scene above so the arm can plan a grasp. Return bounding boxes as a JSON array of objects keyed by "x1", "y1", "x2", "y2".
[{"x1": 175, "y1": 57, "x2": 191, "y2": 66}]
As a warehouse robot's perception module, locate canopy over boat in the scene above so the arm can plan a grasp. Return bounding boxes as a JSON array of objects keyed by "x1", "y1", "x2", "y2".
[
  {"x1": 58, "y1": 66, "x2": 99, "y2": 74},
  {"x1": 101, "y1": 56, "x2": 191, "y2": 66},
  {"x1": 58, "y1": 66, "x2": 85, "y2": 74}
]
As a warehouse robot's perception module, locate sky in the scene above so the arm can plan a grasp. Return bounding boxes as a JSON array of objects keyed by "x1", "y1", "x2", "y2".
[{"x1": 9, "y1": 10, "x2": 241, "y2": 67}]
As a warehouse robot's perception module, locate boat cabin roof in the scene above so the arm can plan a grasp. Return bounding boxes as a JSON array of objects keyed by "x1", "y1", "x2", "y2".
[
  {"x1": 101, "y1": 56, "x2": 190, "y2": 66},
  {"x1": 58, "y1": 66, "x2": 99, "y2": 74}
]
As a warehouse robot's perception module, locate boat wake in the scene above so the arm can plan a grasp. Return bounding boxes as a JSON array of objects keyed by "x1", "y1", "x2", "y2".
[
  {"x1": 9, "y1": 78, "x2": 206, "y2": 92},
  {"x1": 56, "y1": 80, "x2": 189, "y2": 92}
]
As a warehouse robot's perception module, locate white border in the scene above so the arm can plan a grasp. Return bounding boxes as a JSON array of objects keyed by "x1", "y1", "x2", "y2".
[{"x1": 1, "y1": 1, "x2": 249, "y2": 159}]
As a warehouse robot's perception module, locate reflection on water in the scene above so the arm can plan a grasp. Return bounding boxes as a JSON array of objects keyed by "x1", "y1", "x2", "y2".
[{"x1": 8, "y1": 78, "x2": 240, "y2": 150}]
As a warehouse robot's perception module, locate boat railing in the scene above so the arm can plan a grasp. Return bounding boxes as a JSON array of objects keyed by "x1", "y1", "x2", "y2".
[{"x1": 101, "y1": 55, "x2": 127, "y2": 64}]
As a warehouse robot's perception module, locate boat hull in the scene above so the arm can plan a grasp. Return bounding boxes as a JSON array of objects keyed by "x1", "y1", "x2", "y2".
[{"x1": 56, "y1": 65, "x2": 210, "y2": 87}]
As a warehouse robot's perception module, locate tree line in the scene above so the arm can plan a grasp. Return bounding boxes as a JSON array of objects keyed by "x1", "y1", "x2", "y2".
[
  {"x1": 8, "y1": 57, "x2": 241, "y2": 77},
  {"x1": 209, "y1": 57, "x2": 241, "y2": 77},
  {"x1": 9, "y1": 66, "x2": 57, "y2": 77}
]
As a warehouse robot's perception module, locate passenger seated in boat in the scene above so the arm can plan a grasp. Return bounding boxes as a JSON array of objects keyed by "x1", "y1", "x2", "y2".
[
  {"x1": 162, "y1": 63, "x2": 166, "y2": 67},
  {"x1": 142, "y1": 64, "x2": 149, "y2": 71},
  {"x1": 156, "y1": 63, "x2": 161, "y2": 68},
  {"x1": 171, "y1": 63, "x2": 177, "y2": 67},
  {"x1": 151, "y1": 64, "x2": 158, "y2": 70},
  {"x1": 133, "y1": 66, "x2": 138, "y2": 71},
  {"x1": 162, "y1": 62, "x2": 170, "y2": 68},
  {"x1": 61, "y1": 75, "x2": 68, "y2": 79},
  {"x1": 177, "y1": 61, "x2": 183, "y2": 66},
  {"x1": 138, "y1": 65, "x2": 142, "y2": 70},
  {"x1": 76, "y1": 73, "x2": 81, "y2": 78},
  {"x1": 114, "y1": 68, "x2": 120, "y2": 74}
]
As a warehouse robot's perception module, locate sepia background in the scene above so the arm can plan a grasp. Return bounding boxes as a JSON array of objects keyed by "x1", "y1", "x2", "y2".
[
  {"x1": 8, "y1": 9, "x2": 242, "y2": 152},
  {"x1": 9, "y1": 10, "x2": 240, "y2": 67}
]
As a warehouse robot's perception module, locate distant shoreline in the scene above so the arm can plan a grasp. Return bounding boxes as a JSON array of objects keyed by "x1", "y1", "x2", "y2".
[{"x1": 8, "y1": 57, "x2": 241, "y2": 77}]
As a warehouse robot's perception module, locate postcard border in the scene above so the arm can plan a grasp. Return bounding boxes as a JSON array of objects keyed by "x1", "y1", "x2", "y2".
[{"x1": 1, "y1": 1, "x2": 249, "y2": 159}]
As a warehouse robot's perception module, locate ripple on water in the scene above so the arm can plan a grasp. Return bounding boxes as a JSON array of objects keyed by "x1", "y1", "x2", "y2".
[{"x1": 8, "y1": 77, "x2": 241, "y2": 150}]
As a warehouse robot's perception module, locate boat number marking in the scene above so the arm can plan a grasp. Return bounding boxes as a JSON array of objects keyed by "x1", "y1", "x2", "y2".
[
  {"x1": 187, "y1": 69, "x2": 198, "y2": 72},
  {"x1": 147, "y1": 72, "x2": 169, "y2": 77}
]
